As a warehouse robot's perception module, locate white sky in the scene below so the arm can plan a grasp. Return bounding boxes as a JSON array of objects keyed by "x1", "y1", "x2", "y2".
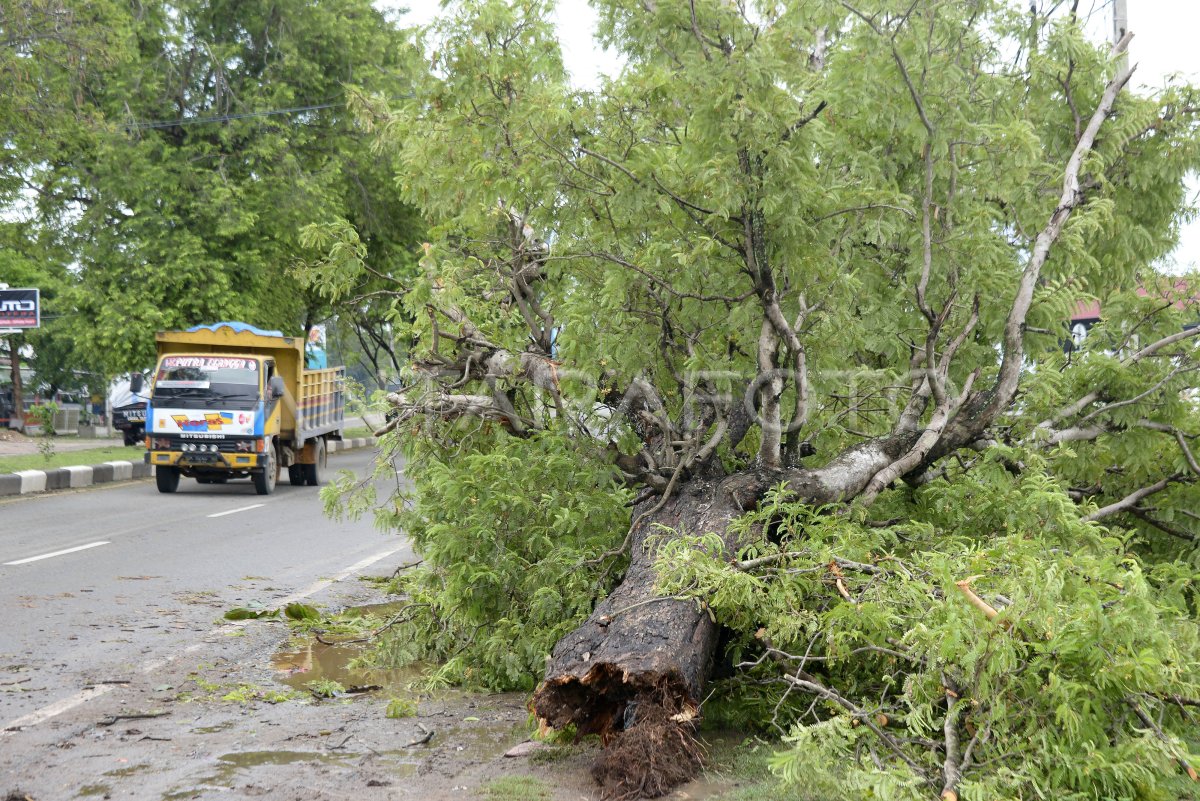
[
  {"x1": 381, "y1": 0, "x2": 1200, "y2": 272},
  {"x1": 1113, "y1": 0, "x2": 1200, "y2": 273}
]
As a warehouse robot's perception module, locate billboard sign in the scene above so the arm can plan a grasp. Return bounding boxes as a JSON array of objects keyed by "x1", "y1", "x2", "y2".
[{"x1": 0, "y1": 288, "x2": 40, "y2": 330}]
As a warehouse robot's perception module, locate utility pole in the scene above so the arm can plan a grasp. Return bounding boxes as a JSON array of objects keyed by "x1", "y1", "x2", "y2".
[
  {"x1": 0, "y1": 283, "x2": 20, "y2": 430},
  {"x1": 1113, "y1": 0, "x2": 1129, "y2": 69}
]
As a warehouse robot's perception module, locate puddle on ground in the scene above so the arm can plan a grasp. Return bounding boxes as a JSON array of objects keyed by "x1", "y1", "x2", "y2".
[
  {"x1": 187, "y1": 751, "x2": 362, "y2": 791},
  {"x1": 672, "y1": 775, "x2": 739, "y2": 799},
  {"x1": 174, "y1": 748, "x2": 421, "y2": 793},
  {"x1": 190, "y1": 720, "x2": 236, "y2": 734},
  {"x1": 77, "y1": 784, "x2": 111, "y2": 797},
  {"x1": 270, "y1": 598, "x2": 426, "y2": 693},
  {"x1": 272, "y1": 639, "x2": 427, "y2": 692},
  {"x1": 104, "y1": 762, "x2": 154, "y2": 778},
  {"x1": 440, "y1": 722, "x2": 526, "y2": 762},
  {"x1": 218, "y1": 750, "x2": 354, "y2": 770}
]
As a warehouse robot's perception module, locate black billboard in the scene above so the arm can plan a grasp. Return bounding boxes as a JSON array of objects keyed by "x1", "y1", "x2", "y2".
[{"x1": 0, "y1": 288, "x2": 40, "y2": 329}]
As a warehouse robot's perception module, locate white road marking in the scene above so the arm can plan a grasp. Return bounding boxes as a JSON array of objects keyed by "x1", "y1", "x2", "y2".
[
  {"x1": 0, "y1": 686, "x2": 116, "y2": 732},
  {"x1": 0, "y1": 540, "x2": 412, "y2": 735},
  {"x1": 271, "y1": 543, "x2": 412, "y2": 608},
  {"x1": 207, "y1": 503, "x2": 265, "y2": 518},
  {"x1": 3, "y1": 541, "x2": 111, "y2": 566}
]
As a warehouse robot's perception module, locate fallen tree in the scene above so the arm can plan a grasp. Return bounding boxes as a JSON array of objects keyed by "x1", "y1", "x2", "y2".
[{"x1": 310, "y1": 1, "x2": 1200, "y2": 798}]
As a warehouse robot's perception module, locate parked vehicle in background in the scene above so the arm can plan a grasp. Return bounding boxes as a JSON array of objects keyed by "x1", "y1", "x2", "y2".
[
  {"x1": 137, "y1": 322, "x2": 345, "y2": 495},
  {"x1": 112, "y1": 403, "x2": 146, "y2": 446},
  {"x1": 108, "y1": 374, "x2": 149, "y2": 446}
]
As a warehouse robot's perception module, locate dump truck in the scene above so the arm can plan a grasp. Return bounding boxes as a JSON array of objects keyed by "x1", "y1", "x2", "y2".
[{"x1": 136, "y1": 322, "x2": 345, "y2": 495}]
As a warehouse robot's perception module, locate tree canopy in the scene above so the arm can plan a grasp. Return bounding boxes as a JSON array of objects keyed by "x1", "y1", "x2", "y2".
[
  {"x1": 0, "y1": 0, "x2": 423, "y2": 387},
  {"x1": 318, "y1": 0, "x2": 1200, "y2": 798}
]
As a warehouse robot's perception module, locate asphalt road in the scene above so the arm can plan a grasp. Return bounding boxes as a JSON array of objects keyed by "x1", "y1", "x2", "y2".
[{"x1": 0, "y1": 446, "x2": 415, "y2": 729}]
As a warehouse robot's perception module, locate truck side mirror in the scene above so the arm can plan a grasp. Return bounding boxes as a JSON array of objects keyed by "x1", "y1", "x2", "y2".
[
  {"x1": 130, "y1": 374, "x2": 144, "y2": 394},
  {"x1": 268, "y1": 375, "x2": 285, "y2": 399}
]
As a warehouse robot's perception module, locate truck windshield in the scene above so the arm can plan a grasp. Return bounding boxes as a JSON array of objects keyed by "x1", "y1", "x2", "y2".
[{"x1": 154, "y1": 356, "x2": 260, "y2": 401}]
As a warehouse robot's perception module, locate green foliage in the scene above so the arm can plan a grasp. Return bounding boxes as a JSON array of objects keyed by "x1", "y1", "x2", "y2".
[
  {"x1": 29, "y1": 402, "x2": 58, "y2": 462},
  {"x1": 362, "y1": 428, "x2": 632, "y2": 691},
  {"x1": 220, "y1": 683, "x2": 296, "y2": 704},
  {"x1": 305, "y1": 679, "x2": 346, "y2": 699},
  {"x1": 654, "y1": 461, "x2": 1200, "y2": 800},
  {"x1": 384, "y1": 697, "x2": 417, "y2": 719},
  {"x1": 283, "y1": 603, "x2": 322, "y2": 622},
  {"x1": 308, "y1": 1, "x2": 1200, "y2": 798},
  {"x1": 2, "y1": 0, "x2": 424, "y2": 382},
  {"x1": 222, "y1": 607, "x2": 277, "y2": 621},
  {"x1": 222, "y1": 602, "x2": 320, "y2": 622}
]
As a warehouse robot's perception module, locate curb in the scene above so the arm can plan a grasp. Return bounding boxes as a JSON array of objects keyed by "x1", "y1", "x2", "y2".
[{"x1": 0, "y1": 437, "x2": 378, "y2": 498}]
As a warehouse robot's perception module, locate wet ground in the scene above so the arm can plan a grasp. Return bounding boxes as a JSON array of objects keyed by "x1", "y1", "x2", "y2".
[{"x1": 1, "y1": 583, "x2": 752, "y2": 801}]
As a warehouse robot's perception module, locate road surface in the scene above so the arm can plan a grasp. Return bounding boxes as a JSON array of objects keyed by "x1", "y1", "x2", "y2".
[{"x1": 0, "y1": 446, "x2": 414, "y2": 729}]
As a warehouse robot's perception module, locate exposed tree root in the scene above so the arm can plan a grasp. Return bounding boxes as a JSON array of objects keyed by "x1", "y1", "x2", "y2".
[{"x1": 589, "y1": 692, "x2": 704, "y2": 800}]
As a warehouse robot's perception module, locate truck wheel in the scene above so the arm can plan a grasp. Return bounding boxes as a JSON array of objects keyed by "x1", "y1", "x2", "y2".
[
  {"x1": 253, "y1": 449, "x2": 278, "y2": 496},
  {"x1": 155, "y1": 466, "x2": 180, "y2": 494},
  {"x1": 124, "y1": 427, "x2": 143, "y2": 447},
  {"x1": 304, "y1": 439, "x2": 326, "y2": 486},
  {"x1": 288, "y1": 464, "x2": 305, "y2": 486}
]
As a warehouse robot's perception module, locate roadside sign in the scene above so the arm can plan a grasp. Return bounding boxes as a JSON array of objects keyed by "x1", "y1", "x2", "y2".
[{"x1": 0, "y1": 288, "x2": 40, "y2": 329}]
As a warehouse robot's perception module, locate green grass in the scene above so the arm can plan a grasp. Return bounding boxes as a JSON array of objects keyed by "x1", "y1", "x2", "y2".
[
  {"x1": 0, "y1": 429, "x2": 374, "y2": 475},
  {"x1": 0, "y1": 445, "x2": 144, "y2": 474},
  {"x1": 479, "y1": 776, "x2": 551, "y2": 801}
]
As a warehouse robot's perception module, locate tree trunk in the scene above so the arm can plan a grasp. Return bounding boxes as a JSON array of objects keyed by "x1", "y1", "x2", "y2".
[
  {"x1": 533, "y1": 475, "x2": 747, "y2": 729},
  {"x1": 532, "y1": 473, "x2": 763, "y2": 797},
  {"x1": 531, "y1": 441, "x2": 913, "y2": 796}
]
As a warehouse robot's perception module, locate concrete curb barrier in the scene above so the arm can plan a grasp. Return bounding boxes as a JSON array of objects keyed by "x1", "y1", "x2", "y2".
[{"x1": 0, "y1": 437, "x2": 377, "y2": 497}]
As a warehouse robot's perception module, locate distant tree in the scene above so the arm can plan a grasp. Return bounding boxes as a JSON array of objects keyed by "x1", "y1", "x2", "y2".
[
  {"x1": 0, "y1": 0, "x2": 126, "y2": 410},
  {"x1": 1, "y1": 0, "x2": 423, "y2": 379},
  {"x1": 325, "y1": 1, "x2": 1200, "y2": 798}
]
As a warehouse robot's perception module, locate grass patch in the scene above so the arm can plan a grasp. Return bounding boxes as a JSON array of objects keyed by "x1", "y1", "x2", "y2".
[
  {"x1": 0, "y1": 430, "x2": 373, "y2": 475},
  {"x1": 479, "y1": 776, "x2": 551, "y2": 801},
  {"x1": 0, "y1": 444, "x2": 144, "y2": 474},
  {"x1": 703, "y1": 738, "x2": 818, "y2": 801}
]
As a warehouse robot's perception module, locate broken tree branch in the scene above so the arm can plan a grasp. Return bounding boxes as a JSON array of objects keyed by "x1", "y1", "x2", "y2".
[{"x1": 1081, "y1": 476, "x2": 1179, "y2": 523}]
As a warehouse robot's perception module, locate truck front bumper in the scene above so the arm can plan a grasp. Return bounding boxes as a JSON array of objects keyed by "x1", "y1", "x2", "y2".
[{"x1": 145, "y1": 451, "x2": 263, "y2": 469}]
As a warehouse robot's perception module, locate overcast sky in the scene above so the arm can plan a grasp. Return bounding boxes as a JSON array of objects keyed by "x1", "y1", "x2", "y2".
[{"x1": 379, "y1": 0, "x2": 1200, "y2": 273}]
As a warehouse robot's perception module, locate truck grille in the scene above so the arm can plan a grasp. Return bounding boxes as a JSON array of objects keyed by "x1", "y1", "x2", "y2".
[{"x1": 151, "y1": 437, "x2": 256, "y2": 453}]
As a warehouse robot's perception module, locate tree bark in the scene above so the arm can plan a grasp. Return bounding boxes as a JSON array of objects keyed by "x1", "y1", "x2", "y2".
[
  {"x1": 532, "y1": 436, "x2": 918, "y2": 796},
  {"x1": 532, "y1": 472, "x2": 760, "y2": 735}
]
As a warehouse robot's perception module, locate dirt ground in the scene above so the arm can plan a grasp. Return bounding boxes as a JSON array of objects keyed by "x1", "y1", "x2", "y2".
[{"x1": 0, "y1": 575, "x2": 749, "y2": 801}]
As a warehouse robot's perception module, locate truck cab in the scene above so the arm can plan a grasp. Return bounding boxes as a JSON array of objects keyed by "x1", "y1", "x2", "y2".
[{"x1": 142, "y1": 323, "x2": 344, "y2": 495}]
